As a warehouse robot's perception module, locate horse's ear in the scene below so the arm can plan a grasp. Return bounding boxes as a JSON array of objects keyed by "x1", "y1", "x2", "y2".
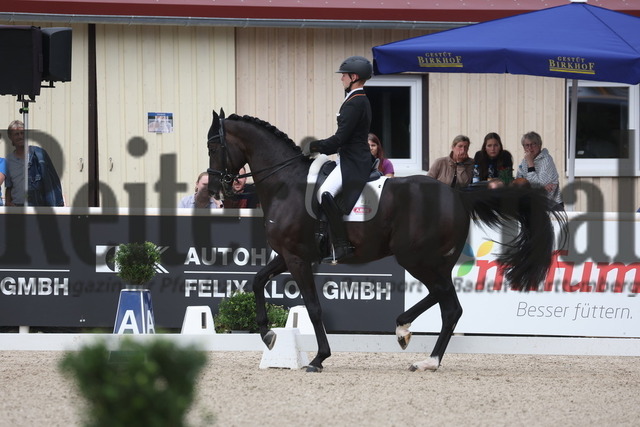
[
  {"x1": 219, "y1": 108, "x2": 225, "y2": 120},
  {"x1": 208, "y1": 110, "x2": 219, "y2": 140}
]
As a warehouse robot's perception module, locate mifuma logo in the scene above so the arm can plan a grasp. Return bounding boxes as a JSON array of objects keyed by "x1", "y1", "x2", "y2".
[{"x1": 456, "y1": 240, "x2": 495, "y2": 277}]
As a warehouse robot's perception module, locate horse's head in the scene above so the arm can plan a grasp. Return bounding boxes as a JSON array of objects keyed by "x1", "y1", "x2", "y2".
[
  {"x1": 207, "y1": 108, "x2": 304, "y2": 202},
  {"x1": 207, "y1": 108, "x2": 243, "y2": 199}
]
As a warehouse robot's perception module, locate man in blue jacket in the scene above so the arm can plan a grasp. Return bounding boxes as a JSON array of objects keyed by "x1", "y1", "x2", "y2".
[{"x1": 5, "y1": 120, "x2": 64, "y2": 207}]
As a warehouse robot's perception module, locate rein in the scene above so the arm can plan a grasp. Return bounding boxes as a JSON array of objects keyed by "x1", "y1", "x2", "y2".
[
  {"x1": 207, "y1": 113, "x2": 303, "y2": 198},
  {"x1": 248, "y1": 153, "x2": 304, "y2": 184}
]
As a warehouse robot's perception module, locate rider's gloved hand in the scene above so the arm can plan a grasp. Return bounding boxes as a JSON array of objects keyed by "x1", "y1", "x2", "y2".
[{"x1": 300, "y1": 139, "x2": 315, "y2": 157}]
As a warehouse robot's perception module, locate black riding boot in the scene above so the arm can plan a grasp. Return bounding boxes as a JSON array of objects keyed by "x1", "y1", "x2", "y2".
[
  {"x1": 320, "y1": 192, "x2": 355, "y2": 264},
  {"x1": 314, "y1": 218, "x2": 328, "y2": 256}
]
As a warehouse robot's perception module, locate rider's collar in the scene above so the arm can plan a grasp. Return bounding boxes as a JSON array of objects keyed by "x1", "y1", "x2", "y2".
[{"x1": 343, "y1": 87, "x2": 364, "y2": 99}]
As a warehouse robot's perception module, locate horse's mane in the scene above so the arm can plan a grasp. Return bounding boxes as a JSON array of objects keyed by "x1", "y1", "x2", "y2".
[{"x1": 228, "y1": 114, "x2": 301, "y2": 153}]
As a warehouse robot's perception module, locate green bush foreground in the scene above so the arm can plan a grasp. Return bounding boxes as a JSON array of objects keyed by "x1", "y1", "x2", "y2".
[{"x1": 59, "y1": 339, "x2": 208, "y2": 427}]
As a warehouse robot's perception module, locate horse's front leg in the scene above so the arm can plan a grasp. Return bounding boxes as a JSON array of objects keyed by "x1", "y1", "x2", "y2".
[
  {"x1": 253, "y1": 255, "x2": 288, "y2": 350},
  {"x1": 287, "y1": 256, "x2": 331, "y2": 372}
]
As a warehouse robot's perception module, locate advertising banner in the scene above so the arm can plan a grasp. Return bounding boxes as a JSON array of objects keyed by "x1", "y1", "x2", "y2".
[
  {"x1": 1, "y1": 210, "x2": 638, "y2": 336},
  {"x1": 408, "y1": 212, "x2": 640, "y2": 337},
  {"x1": 0, "y1": 209, "x2": 405, "y2": 332}
]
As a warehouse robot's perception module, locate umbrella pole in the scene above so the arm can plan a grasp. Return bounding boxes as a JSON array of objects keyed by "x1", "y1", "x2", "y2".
[{"x1": 567, "y1": 78, "x2": 578, "y2": 211}]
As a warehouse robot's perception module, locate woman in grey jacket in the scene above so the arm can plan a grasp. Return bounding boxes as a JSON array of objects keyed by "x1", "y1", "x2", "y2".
[{"x1": 516, "y1": 131, "x2": 564, "y2": 211}]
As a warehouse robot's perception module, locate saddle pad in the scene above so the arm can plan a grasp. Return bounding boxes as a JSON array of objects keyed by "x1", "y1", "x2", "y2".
[{"x1": 305, "y1": 155, "x2": 388, "y2": 222}]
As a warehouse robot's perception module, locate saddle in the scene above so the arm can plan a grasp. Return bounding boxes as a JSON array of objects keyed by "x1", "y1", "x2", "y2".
[{"x1": 305, "y1": 155, "x2": 388, "y2": 222}]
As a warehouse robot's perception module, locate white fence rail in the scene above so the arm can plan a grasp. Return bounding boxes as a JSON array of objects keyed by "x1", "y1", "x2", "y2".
[{"x1": 1, "y1": 333, "x2": 638, "y2": 356}]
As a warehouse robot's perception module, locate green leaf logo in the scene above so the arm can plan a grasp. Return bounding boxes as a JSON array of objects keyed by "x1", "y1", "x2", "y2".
[{"x1": 456, "y1": 260, "x2": 475, "y2": 277}]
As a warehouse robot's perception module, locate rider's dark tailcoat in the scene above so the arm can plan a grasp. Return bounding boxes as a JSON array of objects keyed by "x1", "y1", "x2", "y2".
[{"x1": 310, "y1": 88, "x2": 373, "y2": 213}]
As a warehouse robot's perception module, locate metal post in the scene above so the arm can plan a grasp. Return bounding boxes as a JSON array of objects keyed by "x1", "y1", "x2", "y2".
[
  {"x1": 17, "y1": 95, "x2": 35, "y2": 207},
  {"x1": 567, "y1": 79, "x2": 579, "y2": 211}
]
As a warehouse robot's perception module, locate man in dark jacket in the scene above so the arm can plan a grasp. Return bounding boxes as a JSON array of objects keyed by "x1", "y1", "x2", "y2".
[
  {"x1": 303, "y1": 56, "x2": 373, "y2": 263},
  {"x1": 5, "y1": 120, "x2": 64, "y2": 207}
]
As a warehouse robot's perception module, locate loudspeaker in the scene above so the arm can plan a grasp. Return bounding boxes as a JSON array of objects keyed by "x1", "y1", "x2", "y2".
[
  {"x1": 41, "y1": 27, "x2": 72, "y2": 82},
  {"x1": 0, "y1": 26, "x2": 42, "y2": 96}
]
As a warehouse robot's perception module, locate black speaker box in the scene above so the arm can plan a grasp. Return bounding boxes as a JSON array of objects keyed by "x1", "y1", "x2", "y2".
[
  {"x1": 0, "y1": 26, "x2": 42, "y2": 96},
  {"x1": 41, "y1": 27, "x2": 72, "y2": 82}
]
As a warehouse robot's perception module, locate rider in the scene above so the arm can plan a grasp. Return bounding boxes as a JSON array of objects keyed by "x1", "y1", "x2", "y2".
[{"x1": 302, "y1": 56, "x2": 374, "y2": 263}]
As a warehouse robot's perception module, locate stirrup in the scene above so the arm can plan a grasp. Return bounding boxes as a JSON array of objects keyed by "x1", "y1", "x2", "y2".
[{"x1": 321, "y1": 243, "x2": 355, "y2": 265}]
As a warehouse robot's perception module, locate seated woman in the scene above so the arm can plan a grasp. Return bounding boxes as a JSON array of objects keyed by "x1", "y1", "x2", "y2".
[
  {"x1": 428, "y1": 135, "x2": 474, "y2": 188},
  {"x1": 368, "y1": 133, "x2": 395, "y2": 177},
  {"x1": 473, "y1": 132, "x2": 513, "y2": 184}
]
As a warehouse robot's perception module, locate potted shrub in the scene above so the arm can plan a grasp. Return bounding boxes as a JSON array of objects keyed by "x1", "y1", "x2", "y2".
[
  {"x1": 113, "y1": 241, "x2": 161, "y2": 288},
  {"x1": 60, "y1": 338, "x2": 209, "y2": 427},
  {"x1": 214, "y1": 291, "x2": 289, "y2": 333},
  {"x1": 110, "y1": 242, "x2": 162, "y2": 334}
]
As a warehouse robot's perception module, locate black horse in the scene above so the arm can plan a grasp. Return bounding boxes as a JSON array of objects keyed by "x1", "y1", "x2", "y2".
[{"x1": 207, "y1": 109, "x2": 566, "y2": 372}]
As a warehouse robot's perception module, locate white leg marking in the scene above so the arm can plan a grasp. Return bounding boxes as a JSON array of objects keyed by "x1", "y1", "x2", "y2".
[
  {"x1": 410, "y1": 356, "x2": 440, "y2": 372},
  {"x1": 395, "y1": 323, "x2": 412, "y2": 350},
  {"x1": 395, "y1": 323, "x2": 411, "y2": 339}
]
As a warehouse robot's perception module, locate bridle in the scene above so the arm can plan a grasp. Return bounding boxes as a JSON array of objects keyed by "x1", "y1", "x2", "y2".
[
  {"x1": 206, "y1": 110, "x2": 235, "y2": 198},
  {"x1": 207, "y1": 110, "x2": 304, "y2": 199}
]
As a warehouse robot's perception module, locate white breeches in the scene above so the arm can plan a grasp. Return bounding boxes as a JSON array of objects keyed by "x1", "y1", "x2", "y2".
[{"x1": 318, "y1": 161, "x2": 343, "y2": 203}]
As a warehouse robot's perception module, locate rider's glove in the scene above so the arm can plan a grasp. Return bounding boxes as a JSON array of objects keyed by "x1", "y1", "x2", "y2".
[{"x1": 301, "y1": 140, "x2": 315, "y2": 157}]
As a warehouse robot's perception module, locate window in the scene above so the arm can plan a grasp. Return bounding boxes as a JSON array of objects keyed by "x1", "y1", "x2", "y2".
[
  {"x1": 569, "y1": 81, "x2": 639, "y2": 177},
  {"x1": 365, "y1": 75, "x2": 424, "y2": 175}
]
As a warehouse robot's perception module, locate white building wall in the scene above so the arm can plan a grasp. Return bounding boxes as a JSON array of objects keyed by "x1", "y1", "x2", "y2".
[{"x1": 0, "y1": 19, "x2": 634, "y2": 211}]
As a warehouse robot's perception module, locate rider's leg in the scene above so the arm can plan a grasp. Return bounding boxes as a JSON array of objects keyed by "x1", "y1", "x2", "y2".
[
  {"x1": 317, "y1": 163, "x2": 343, "y2": 204},
  {"x1": 315, "y1": 165, "x2": 342, "y2": 256},
  {"x1": 317, "y1": 164, "x2": 354, "y2": 262},
  {"x1": 320, "y1": 191, "x2": 354, "y2": 263}
]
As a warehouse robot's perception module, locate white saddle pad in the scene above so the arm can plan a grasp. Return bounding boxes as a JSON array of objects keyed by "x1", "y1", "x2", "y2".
[{"x1": 304, "y1": 155, "x2": 388, "y2": 222}]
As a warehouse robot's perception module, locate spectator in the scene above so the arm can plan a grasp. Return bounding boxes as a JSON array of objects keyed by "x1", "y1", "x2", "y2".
[
  {"x1": 427, "y1": 135, "x2": 474, "y2": 188},
  {"x1": 5, "y1": 120, "x2": 64, "y2": 206},
  {"x1": 516, "y1": 131, "x2": 564, "y2": 211},
  {"x1": 178, "y1": 171, "x2": 222, "y2": 209},
  {"x1": 223, "y1": 166, "x2": 260, "y2": 208},
  {"x1": 368, "y1": 133, "x2": 394, "y2": 177},
  {"x1": 473, "y1": 132, "x2": 513, "y2": 184}
]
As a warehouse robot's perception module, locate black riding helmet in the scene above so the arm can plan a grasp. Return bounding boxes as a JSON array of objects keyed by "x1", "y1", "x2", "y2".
[
  {"x1": 336, "y1": 56, "x2": 372, "y2": 94},
  {"x1": 336, "y1": 56, "x2": 373, "y2": 81}
]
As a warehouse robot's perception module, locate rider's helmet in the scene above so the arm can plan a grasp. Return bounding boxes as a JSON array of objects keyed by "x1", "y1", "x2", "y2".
[{"x1": 336, "y1": 56, "x2": 373, "y2": 81}]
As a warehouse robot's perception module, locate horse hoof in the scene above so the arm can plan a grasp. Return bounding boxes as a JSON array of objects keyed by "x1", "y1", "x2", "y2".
[
  {"x1": 397, "y1": 332, "x2": 412, "y2": 350},
  {"x1": 409, "y1": 357, "x2": 440, "y2": 372},
  {"x1": 305, "y1": 365, "x2": 323, "y2": 373},
  {"x1": 263, "y1": 330, "x2": 277, "y2": 350}
]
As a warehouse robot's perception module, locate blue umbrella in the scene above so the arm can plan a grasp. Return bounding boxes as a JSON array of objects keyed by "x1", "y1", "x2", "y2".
[{"x1": 372, "y1": 1, "x2": 640, "y2": 190}]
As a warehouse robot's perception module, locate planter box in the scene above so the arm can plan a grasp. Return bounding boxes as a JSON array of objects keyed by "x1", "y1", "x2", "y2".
[{"x1": 113, "y1": 289, "x2": 155, "y2": 334}]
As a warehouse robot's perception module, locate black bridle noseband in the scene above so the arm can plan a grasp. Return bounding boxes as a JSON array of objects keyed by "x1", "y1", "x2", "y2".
[
  {"x1": 206, "y1": 110, "x2": 303, "y2": 199},
  {"x1": 207, "y1": 110, "x2": 235, "y2": 198}
]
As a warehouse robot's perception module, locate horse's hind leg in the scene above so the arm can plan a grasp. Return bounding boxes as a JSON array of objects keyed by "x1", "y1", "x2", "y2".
[
  {"x1": 395, "y1": 292, "x2": 439, "y2": 350},
  {"x1": 253, "y1": 255, "x2": 287, "y2": 350},
  {"x1": 410, "y1": 281, "x2": 462, "y2": 372},
  {"x1": 398, "y1": 264, "x2": 462, "y2": 372}
]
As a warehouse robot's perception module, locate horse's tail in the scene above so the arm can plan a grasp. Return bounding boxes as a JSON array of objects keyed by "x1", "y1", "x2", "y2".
[{"x1": 459, "y1": 187, "x2": 567, "y2": 291}]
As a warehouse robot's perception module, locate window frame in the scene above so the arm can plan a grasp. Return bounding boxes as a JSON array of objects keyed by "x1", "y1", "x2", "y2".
[
  {"x1": 366, "y1": 75, "x2": 424, "y2": 175},
  {"x1": 568, "y1": 80, "x2": 639, "y2": 177}
]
